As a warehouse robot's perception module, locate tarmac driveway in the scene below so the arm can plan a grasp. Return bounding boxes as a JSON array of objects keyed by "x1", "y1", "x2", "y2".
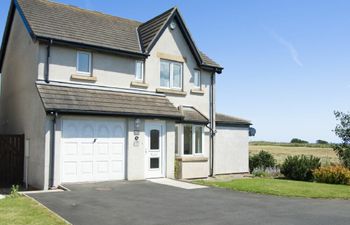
[{"x1": 28, "y1": 180, "x2": 350, "y2": 225}]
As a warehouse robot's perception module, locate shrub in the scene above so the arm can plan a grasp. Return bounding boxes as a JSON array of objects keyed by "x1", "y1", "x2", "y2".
[
  {"x1": 280, "y1": 155, "x2": 321, "y2": 181},
  {"x1": 313, "y1": 165, "x2": 350, "y2": 185},
  {"x1": 290, "y1": 138, "x2": 309, "y2": 144},
  {"x1": 249, "y1": 150, "x2": 276, "y2": 172},
  {"x1": 316, "y1": 140, "x2": 329, "y2": 145},
  {"x1": 333, "y1": 144, "x2": 350, "y2": 169}
]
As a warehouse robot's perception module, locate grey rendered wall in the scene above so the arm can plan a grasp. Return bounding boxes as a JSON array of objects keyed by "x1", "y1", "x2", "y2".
[
  {"x1": 214, "y1": 126, "x2": 249, "y2": 174},
  {"x1": 0, "y1": 11, "x2": 48, "y2": 189}
]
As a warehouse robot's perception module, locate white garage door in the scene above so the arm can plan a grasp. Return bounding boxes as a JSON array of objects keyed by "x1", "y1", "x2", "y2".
[{"x1": 61, "y1": 119, "x2": 125, "y2": 183}]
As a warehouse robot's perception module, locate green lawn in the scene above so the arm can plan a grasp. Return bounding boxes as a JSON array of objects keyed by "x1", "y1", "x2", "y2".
[
  {"x1": 0, "y1": 196, "x2": 67, "y2": 225},
  {"x1": 196, "y1": 178, "x2": 350, "y2": 199}
]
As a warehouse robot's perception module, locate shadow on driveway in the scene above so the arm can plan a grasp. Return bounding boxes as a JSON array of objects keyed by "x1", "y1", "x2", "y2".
[{"x1": 28, "y1": 180, "x2": 350, "y2": 225}]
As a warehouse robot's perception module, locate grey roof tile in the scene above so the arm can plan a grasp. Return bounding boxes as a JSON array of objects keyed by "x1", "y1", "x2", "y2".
[
  {"x1": 216, "y1": 113, "x2": 251, "y2": 126},
  {"x1": 180, "y1": 106, "x2": 209, "y2": 124},
  {"x1": 37, "y1": 84, "x2": 183, "y2": 119},
  {"x1": 15, "y1": 0, "x2": 221, "y2": 69}
]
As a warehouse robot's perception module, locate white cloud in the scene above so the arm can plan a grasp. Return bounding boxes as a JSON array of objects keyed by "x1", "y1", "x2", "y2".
[{"x1": 267, "y1": 29, "x2": 303, "y2": 67}]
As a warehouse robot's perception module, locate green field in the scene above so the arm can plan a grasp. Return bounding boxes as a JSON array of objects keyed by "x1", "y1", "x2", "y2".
[{"x1": 249, "y1": 143, "x2": 339, "y2": 165}]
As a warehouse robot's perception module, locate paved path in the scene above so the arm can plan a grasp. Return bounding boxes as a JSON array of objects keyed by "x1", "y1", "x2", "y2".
[{"x1": 29, "y1": 181, "x2": 350, "y2": 225}]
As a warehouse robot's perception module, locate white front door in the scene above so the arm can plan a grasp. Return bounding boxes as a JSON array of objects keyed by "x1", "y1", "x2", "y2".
[
  {"x1": 145, "y1": 121, "x2": 165, "y2": 178},
  {"x1": 61, "y1": 119, "x2": 125, "y2": 183}
]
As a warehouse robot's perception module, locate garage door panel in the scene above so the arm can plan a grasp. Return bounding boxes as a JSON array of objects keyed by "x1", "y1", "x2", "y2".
[
  {"x1": 111, "y1": 143, "x2": 123, "y2": 155},
  {"x1": 61, "y1": 119, "x2": 125, "y2": 183}
]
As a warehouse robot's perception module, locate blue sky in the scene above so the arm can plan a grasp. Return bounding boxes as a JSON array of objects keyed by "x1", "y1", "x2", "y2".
[{"x1": 1, "y1": 0, "x2": 349, "y2": 143}]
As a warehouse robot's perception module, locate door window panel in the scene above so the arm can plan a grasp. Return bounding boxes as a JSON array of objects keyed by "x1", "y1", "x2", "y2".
[
  {"x1": 150, "y1": 129, "x2": 160, "y2": 150},
  {"x1": 150, "y1": 158, "x2": 160, "y2": 169}
]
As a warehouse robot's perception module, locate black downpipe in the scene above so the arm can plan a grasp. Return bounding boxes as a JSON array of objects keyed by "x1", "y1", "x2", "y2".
[
  {"x1": 49, "y1": 112, "x2": 57, "y2": 189},
  {"x1": 44, "y1": 40, "x2": 52, "y2": 83}
]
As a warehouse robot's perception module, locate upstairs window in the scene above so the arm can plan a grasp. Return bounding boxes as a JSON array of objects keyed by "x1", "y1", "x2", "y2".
[
  {"x1": 193, "y1": 70, "x2": 201, "y2": 88},
  {"x1": 135, "y1": 61, "x2": 144, "y2": 81},
  {"x1": 77, "y1": 51, "x2": 92, "y2": 75},
  {"x1": 160, "y1": 60, "x2": 182, "y2": 89}
]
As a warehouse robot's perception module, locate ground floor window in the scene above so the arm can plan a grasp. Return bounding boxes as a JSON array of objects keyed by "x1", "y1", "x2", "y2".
[{"x1": 175, "y1": 124, "x2": 204, "y2": 156}]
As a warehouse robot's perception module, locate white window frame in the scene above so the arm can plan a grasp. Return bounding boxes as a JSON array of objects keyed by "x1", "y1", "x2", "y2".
[
  {"x1": 76, "y1": 51, "x2": 92, "y2": 75},
  {"x1": 160, "y1": 60, "x2": 183, "y2": 89},
  {"x1": 193, "y1": 70, "x2": 201, "y2": 88},
  {"x1": 180, "y1": 124, "x2": 204, "y2": 156},
  {"x1": 135, "y1": 60, "x2": 144, "y2": 81}
]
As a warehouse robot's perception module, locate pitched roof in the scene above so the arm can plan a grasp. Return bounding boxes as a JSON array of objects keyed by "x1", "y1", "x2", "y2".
[
  {"x1": 0, "y1": 0, "x2": 222, "y2": 72},
  {"x1": 16, "y1": 0, "x2": 142, "y2": 53},
  {"x1": 138, "y1": 7, "x2": 175, "y2": 52},
  {"x1": 37, "y1": 83, "x2": 183, "y2": 119},
  {"x1": 180, "y1": 106, "x2": 209, "y2": 124},
  {"x1": 216, "y1": 113, "x2": 251, "y2": 126}
]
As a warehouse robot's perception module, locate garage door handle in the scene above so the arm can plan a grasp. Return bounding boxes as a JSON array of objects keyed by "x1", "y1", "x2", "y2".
[{"x1": 93, "y1": 138, "x2": 97, "y2": 143}]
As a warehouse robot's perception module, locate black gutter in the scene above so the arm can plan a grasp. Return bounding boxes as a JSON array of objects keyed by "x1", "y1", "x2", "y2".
[
  {"x1": 46, "y1": 109, "x2": 183, "y2": 121},
  {"x1": 49, "y1": 112, "x2": 57, "y2": 189},
  {"x1": 36, "y1": 37, "x2": 149, "y2": 59},
  {"x1": 44, "y1": 39, "x2": 52, "y2": 83}
]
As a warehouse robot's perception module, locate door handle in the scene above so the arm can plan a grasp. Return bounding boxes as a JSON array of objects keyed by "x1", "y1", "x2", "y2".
[{"x1": 93, "y1": 138, "x2": 97, "y2": 143}]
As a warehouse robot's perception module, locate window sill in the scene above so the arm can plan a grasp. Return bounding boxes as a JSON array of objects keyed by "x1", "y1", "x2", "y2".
[
  {"x1": 156, "y1": 88, "x2": 187, "y2": 96},
  {"x1": 130, "y1": 81, "x2": 149, "y2": 88},
  {"x1": 190, "y1": 89, "x2": 205, "y2": 95},
  {"x1": 71, "y1": 74, "x2": 97, "y2": 82},
  {"x1": 176, "y1": 156, "x2": 208, "y2": 162}
]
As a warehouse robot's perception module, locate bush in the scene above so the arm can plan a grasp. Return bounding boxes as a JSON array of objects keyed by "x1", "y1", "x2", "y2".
[
  {"x1": 333, "y1": 144, "x2": 350, "y2": 169},
  {"x1": 249, "y1": 150, "x2": 276, "y2": 172},
  {"x1": 313, "y1": 165, "x2": 350, "y2": 185},
  {"x1": 290, "y1": 138, "x2": 309, "y2": 144},
  {"x1": 281, "y1": 155, "x2": 321, "y2": 181},
  {"x1": 316, "y1": 140, "x2": 329, "y2": 144}
]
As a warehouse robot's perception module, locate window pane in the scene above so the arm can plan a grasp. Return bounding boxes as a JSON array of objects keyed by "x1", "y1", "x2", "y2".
[
  {"x1": 173, "y1": 63, "x2": 182, "y2": 88},
  {"x1": 78, "y1": 52, "x2": 90, "y2": 73},
  {"x1": 150, "y1": 129, "x2": 159, "y2": 150},
  {"x1": 150, "y1": 158, "x2": 160, "y2": 169},
  {"x1": 175, "y1": 126, "x2": 179, "y2": 154},
  {"x1": 184, "y1": 126, "x2": 192, "y2": 155},
  {"x1": 194, "y1": 71, "x2": 200, "y2": 87},
  {"x1": 160, "y1": 61, "x2": 170, "y2": 87},
  {"x1": 195, "y1": 127, "x2": 202, "y2": 154},
  {"x1": 135, "y1": 61, "x2": 143, "y2": 80}
]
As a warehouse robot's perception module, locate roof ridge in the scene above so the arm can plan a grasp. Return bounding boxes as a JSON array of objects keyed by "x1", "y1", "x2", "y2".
[{"x1": 35, "y1": 0, "x2": 142, "y2": 26}]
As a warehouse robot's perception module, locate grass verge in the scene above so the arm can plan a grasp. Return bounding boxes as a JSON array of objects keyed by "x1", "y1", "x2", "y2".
[
  {"x1": 0, "y1": 196, "x2": 67, "y2": 225},
  {"x1": 196, "y1": 178, "x2": 350, "y2": 199}
]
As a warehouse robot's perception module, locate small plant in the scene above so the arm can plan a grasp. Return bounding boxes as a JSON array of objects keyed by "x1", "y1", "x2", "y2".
[
  {"x1": 313, "y1": 165, "x2": 350, "y2": 185},
  {"x1": 281, "y1": 155, "x2": 321, "y2": 181},
  {"x1": 252, "y1": 167, "x2": 281, "y2": 178},
  {"x1": 249, "y1": 150, "x2": 276, "y2": 172},
  {"x1": 9, "y1": 185, "x2": 20, "y2": 198},
  {"x1": 174, "y1": 159, "x2": 181, "y2": 179}
]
